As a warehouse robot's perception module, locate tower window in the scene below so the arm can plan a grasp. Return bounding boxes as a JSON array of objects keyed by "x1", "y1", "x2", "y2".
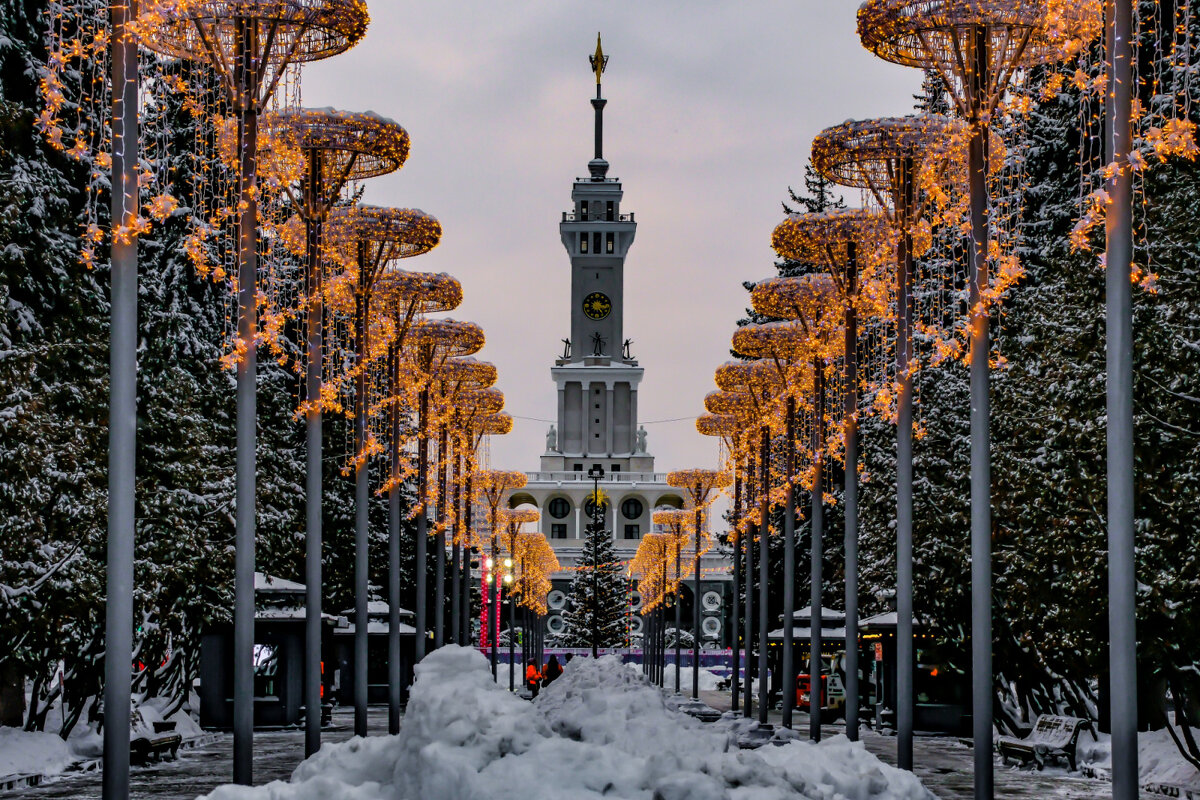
[
  {"x1": 573, "y1": 464, "x2": 583, "y2": 471},
  {"x1": 593, "y1": 232, "x2": 602, "y2": 254},
  {"x1": 623, "y1": 524, "x2": 641, "y2": 540},
  {"x1": 580, "y1": 200, "x2": 589, "y2": 218},
  {"x1": 621, "y1": 498, "x2": 643, "y2": 519},
  {"x1": 606, "y1": 200, "x2": 614, "y2": 221},
  {"x1": 606, "y1": 232, "x2": 615, "y2": 254},
  {"x1": 579, "y1": 232, "x2": 588, "y2": 253},
  {"x1": 551, "y1": 524, "x2": 567, "y2": 539}
]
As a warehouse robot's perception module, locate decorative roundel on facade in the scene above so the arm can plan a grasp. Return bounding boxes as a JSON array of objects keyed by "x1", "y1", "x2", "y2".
[
  {"x1": 546, "y1": 614, "x2": 565, "y2": 634},
  {"x1": 547, "y1": 497, "x2": 570, "y2": 519},
  {"x1": 629, "y1": 590, "x2": 642, "y2": 611},
  {"x1": 701, "y1": 590, "x2": 723, "y2": 612},
  {"x1": 582, "y1": 291, "x2": 612, "y2": 320},
  {"x1": 547, "y1": 589, "x2": 567, "y2": 610},
  {"x1": 629, "y1": 616, "x2": 644, "y2": 634},
  {"x1": 701, "y1": 616, "x2": 722, "y2": 638},
  {"x1": 620, "y1": 497, "x2": 644, "y2": 519}
]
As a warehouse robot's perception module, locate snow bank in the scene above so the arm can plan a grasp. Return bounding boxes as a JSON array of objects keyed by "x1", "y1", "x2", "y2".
[
  {"x1": 1078, "y1": 728, "x2": 1200, "y2": 788},
  {"x1": 664, "y1": 666, "x2": 725, "y2": 693},
  {"x1": 201, "y1": 645, "x2": 934, "y2": 800},
  {"x1": 0, "y1": 727, "x2": 76, "y2": 779}
]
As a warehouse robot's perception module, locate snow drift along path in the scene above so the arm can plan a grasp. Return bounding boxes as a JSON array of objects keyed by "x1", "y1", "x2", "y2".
[{"x1": 202, "y1": 645, "x2": 933, "y2": 800}]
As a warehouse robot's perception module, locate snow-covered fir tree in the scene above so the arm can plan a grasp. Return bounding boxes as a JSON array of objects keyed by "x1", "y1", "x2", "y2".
[{"x1": 560, "y1": 499, "x2": 629, "y2": 650}]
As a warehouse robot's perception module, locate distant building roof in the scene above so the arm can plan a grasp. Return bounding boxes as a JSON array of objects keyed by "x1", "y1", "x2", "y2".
[{"x1": 254, "y1": 573, "x2": 306, "y2": 593}]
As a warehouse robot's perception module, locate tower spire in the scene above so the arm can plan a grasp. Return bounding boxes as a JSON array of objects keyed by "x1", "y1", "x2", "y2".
[{"x1": 587, "y1": 33, "x2": 609, "y2": 180}]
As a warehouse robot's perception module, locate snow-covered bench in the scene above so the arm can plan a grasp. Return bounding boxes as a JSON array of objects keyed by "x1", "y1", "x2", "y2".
[
  {"x1": 996, "y1": 714, "x2": 1091, "y2": 771},
  {"x1": 130, "y1": 720, "x2": 182, "y2": 765}
]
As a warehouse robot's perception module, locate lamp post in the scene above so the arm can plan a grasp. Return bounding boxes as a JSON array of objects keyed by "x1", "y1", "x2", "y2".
[{"x1": 587, "y1": 464, "x2": 605, "y2": 658}]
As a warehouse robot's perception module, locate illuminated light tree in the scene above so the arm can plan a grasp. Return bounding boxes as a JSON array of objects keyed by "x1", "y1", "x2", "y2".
[
  {"x1": 362, "y1": 270, "x2": 461, "y2": 734},
  {"x1": 138, "y1": 0, "x2": 368, "y2": 783},
  {"x1": 630, "y1": 532, "x2": 674, "y2": 685},
  {"x1": 403, "y1": 319, "x2": 485, "y2": 665},
  {"x1": 704, "y1": 387, "x2": 774, "y2": 718},
  {"x1": 513, "y1": 532, "x2": 559, "y2": 681},
  {"x1": 650, "y1": 508, "x2": 692, "y2": 692},
  {"x1": 806, "y1": 119, "x2": 962, "y2": 753},
  {"x1": 476, "y1": 469, "x2": 527, "y2": 678},
  {"x1": 258, "y1": 104, "x2": 408, "y2": 753},
  {"x1": 427, "y1": 358, "x2": 499, "y2": 651},
  {"x1": 324, "y1": 204, "x2": 442, "y2": 737},
  {"x1": 665, "y1": 469, "x2": 731, "y2": 700},
  {"x1": 710, "y1": 363, "x2": 783, "y2": 722},
  {"x1": 765, "y1": 210, "x2": 892, "y2": 740},
  {"x1": 447, "y1": 394, "x2": 508, "y2": 645},
  {"x1": 499, "y1": 507, "x2": 539, "y2": 690},
  {"x1": 857, "y1": 3, "x2": 1100, "y2": 786},
  {"x1": 696, "y1": 411, "x2": 751, "y2": 711}
]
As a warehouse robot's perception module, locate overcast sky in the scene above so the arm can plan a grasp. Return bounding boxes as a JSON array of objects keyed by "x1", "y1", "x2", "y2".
[{"x1": 299, "y1": 2, "x2": 924, "y2": 478}]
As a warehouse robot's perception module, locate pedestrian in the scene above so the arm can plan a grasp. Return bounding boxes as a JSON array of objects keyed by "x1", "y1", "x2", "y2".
[
  {"x1": 542, "y1": 654, "x2": 563, "y2": 688},
  {"x1": 525, "y1": 659, "x2": 542, "y2": 698},
  {"x1": 564, "y1": 652, "x2": 574, "y2": 665}
]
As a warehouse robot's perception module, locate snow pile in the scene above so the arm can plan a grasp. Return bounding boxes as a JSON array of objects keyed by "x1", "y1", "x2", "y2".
[
  {"x1": 202, "y1": 645, "x2": 933, "y2": 800},
  {"x1": 1078, "y1": 728, "x2": 1200, "y2": 788},
  {"x1": 0, "y1": 727, "x2": 77, "y2": 779},
  {"x1": 664, "y1": 666, "x2": 725, "y2": 693}
]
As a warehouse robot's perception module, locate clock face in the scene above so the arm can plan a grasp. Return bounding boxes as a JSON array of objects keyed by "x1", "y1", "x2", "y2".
[{"x1": 582, "y1": 291, "x2": 612, "y2": 320}]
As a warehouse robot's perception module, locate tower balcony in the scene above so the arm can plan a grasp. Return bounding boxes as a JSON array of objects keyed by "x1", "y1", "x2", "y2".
[{"x1": 561, "y1": 210, "x2": 635, "y2": 223}]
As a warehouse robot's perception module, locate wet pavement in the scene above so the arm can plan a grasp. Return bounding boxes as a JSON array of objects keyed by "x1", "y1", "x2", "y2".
[
  {"x1": 698, "y1": 689, "x2": 1152, "y2": 799},
  {"x1": 1, "y1": 707, "x2": 391, "y2": 800}
]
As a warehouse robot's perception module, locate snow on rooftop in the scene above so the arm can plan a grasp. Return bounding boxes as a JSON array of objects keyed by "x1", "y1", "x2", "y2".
[{"x1": 253, "y1": 573, "x2": 305, "y2": 593}]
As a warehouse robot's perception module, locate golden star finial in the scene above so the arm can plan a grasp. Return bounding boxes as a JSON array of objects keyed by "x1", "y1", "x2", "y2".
[{"x1": 589, "y1": 33, "x2": 608, "y2": 85}]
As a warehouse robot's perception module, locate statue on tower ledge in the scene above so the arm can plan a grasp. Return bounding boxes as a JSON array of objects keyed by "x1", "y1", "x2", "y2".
[{"x1": 546, "y1": 424, "x2": 558, "y2": 453}]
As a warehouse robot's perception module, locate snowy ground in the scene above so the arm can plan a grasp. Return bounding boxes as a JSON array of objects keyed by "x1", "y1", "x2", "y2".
[
  {"x1": 198, "y1": 646, "x2": 932, "y2": 800},
  {"x1": 662, "y1": 665, "x2": 726, "y2": 694}
]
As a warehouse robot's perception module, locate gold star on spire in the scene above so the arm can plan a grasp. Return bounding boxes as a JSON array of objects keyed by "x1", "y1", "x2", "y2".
[{"x1": 589, "y1": 33, "x2": 608, "y2": 85}]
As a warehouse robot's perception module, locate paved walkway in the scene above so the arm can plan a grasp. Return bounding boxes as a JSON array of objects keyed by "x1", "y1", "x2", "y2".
[
  {"x1": 699, "y1": 690, "x2": 1152, "y2": 799},
  {"x1": 1, "y1": 708, "x2": 391, "y2": 800}
]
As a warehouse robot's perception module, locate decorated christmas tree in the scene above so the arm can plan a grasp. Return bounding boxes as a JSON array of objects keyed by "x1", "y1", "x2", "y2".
[{"x1": 560, "y1": 491, "x2": 629, "y2": 652}]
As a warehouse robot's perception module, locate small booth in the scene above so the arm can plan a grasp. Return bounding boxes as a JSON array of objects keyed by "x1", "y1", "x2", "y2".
[
  {"x1": 333, "y1": 600, "x2": 416, "y2": 706},
  {"x1": 198, "y1": 573, "x2": 343, "y2": 730},
  {"x1": 860, "y1": 611, "x2": 970, "y2": 735},
  {"x1": 767, "y1": 606, "x2": 860, "y2": 714}
]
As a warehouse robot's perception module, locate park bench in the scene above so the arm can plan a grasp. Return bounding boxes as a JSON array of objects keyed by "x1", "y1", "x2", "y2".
[
  {"x1": 996, "y1": 714, "x2": 1092, "y2": 771},
  {"x1": 129, "y1": 717, "x2": 182, "y2": 766}
]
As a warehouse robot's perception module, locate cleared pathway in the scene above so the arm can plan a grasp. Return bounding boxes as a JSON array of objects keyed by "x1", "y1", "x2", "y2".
[{"x1": 1, "y1": 707, "x2": 391, "y2": 800}]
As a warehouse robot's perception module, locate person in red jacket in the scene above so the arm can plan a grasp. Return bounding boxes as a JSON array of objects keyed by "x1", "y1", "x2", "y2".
[
  {"x1": 542, "y1": 654, "x2": 563, "y2": 688},
  {"x1": 525, "y1": 659, "x2": 542, "y2": 698}
]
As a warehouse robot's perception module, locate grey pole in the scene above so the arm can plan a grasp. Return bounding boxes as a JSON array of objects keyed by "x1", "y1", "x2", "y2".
[
  {"x1": 810, "y1": 362, "x2": 825, "y2": 743},
  {"x1": 416, "y1": 390, "x2": 429, "y2": 665},
  {"x1": 508, "y1": 588, "x2": 515, "y2": 691},
  {"x1": 743, "y1": 447, "x2": 755, "y2": 718},
  {"x1": 965, "y1": 24, "x2": 994, "y2": 800},
  {"x1": 757, "y1": 426, "x2": 770, "y2": 725},
  {"x1": 730, "y1": 469, "x2": 742, "y2": 713},
  {"x1": 451, "y1": 447, "x2": 463, "y2": 645},
  {"x1": 464, "y1": 473, "x2": 474, "y2": 644},
  {"x1": 674, "y1": 540, "x2": 682, "y2": 692},
  {"x1": 302, "y1": 149, "x2": 324, "y2": 759},
  {"x1": 782, "y1": 400, "x2": 797, "y2": 729},
  {"x1": 353, "y1": 243, "x2": 370, "y2": 739},
  {"x1": 843, "y1": 242, "x2": 860, "y2": 742},
  {"x1": 693, "y1": 502, "x2": 703, "y2": 699},
  {"x1": 103, "y1": 6, "x2": 138, "y2": 797},
  {"x1": 388, "y1": 345, "x2": 402, "y2": 735},
  {"x1": 232, "y1": 18, "x2": 261, "y2": 785},
  {"x1": 896, "y1": 155, "x2": 916, "y2": 772},
  {"x1": 489, "y1": 511, "x2": 498, "y2": 678},
  {"x1": 1106, "y1": 2, "x2": 1138, "y2": 798},
  {"x1": 434, "y1": 426, "x2": 448, "y2": 649}
]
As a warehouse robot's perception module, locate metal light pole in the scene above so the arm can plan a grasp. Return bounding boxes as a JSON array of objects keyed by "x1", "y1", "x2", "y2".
[
  {"x1": 103, "y1": 5, "x2": 138, "y2": 797},
  {"x1": 692, "y1": 498, "x2": 703, "y2": 699},
  {"x1": 588, "y1": 464, "x2": 605, "y2": 658},
  {"x1": 1106, "y1": 1, "x2": 1137, "y2": 797},
  {"x1": 809, "y1": 360, "x2": 826, "y2": 743},
  {"x1": 782, "y1": 399, "x2": 797, "y2": 729}
]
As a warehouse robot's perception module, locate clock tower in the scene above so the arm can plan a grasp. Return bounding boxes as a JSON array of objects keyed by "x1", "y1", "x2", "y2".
[{"x1": 542, "y1": 35, "x2": 650, "y2": 471}]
